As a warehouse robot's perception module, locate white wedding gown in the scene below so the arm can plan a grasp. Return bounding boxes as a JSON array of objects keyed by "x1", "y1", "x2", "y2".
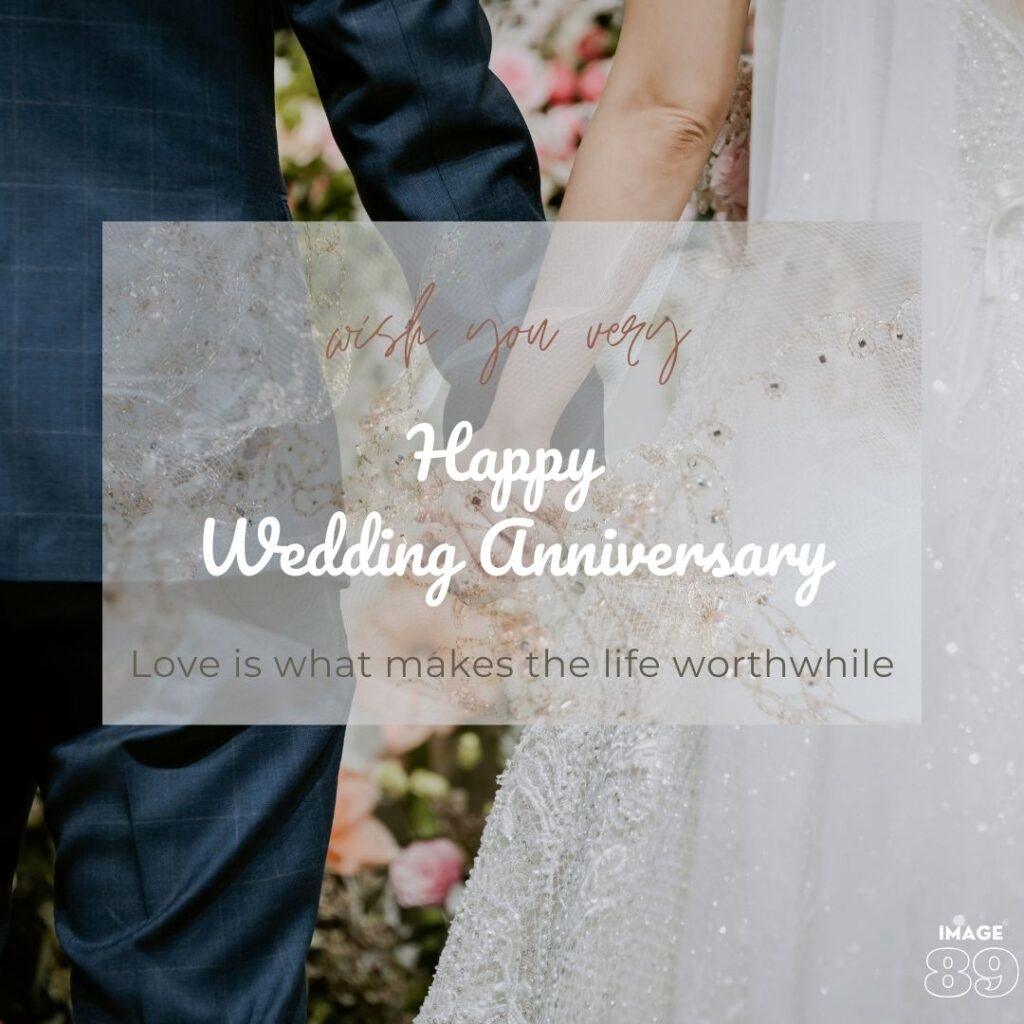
[{"x1": 417, "y1": 2, "x2": 1024, "y2": 1021}]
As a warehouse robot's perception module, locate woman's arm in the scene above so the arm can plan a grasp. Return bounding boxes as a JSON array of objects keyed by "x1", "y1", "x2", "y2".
[
  {"x1": 561, "y1": 0, "x2": 749, "y2": 221},
  {"x1": 480, "y1": 0, "x2": 749, "y2": 445}
]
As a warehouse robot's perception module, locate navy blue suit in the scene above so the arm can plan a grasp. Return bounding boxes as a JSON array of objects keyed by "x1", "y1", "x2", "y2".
[{"x1": 0, "y1": 0, "x2": 541, "y2": 1018}]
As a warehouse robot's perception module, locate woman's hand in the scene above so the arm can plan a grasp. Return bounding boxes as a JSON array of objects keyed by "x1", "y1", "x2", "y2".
[{"x1": 415, "y1": 419, "x2": 570, "y2": 594}]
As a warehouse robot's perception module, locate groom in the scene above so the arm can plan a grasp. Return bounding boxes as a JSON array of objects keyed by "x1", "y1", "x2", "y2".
[{"x1": 0, "y1": 0, "x2": 541, "y2": 1019}]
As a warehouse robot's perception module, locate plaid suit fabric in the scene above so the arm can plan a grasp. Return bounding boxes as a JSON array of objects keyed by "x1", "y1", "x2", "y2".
[
  {"x1": 0, "y1": 581, "x2": 347, "y2": 1022},
  {"x1": 0, "y1": 0, "x2": 542, "y2": 581},
  {"x1": 41, "y1": 723, "x2": 345, "y2": 1023},
  {"x1": 1, "y1": 0, "x2": 542, "y2": 1019}
]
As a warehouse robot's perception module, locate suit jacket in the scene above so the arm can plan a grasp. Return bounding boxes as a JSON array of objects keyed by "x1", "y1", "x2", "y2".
[{"x1": 0, "y1": 0, "x2": 543, "y2": 581}]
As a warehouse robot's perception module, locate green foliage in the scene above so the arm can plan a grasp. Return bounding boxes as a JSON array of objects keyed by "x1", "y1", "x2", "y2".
[
  {"x1": 0, "y1": 800, "x2": 70, "y2": 1022},
  {"x1": 308, "y1": 727, "x2": 507, "y2": 1024}
]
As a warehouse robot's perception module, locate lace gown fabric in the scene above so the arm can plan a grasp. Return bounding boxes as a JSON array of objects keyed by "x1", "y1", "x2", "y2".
[
  {"x1": 417, "y1": 726, "x2": 707, "y2": 1022},
  {"x1": 418, "y1": 2, "x2": 1024, "y2": 1021}
]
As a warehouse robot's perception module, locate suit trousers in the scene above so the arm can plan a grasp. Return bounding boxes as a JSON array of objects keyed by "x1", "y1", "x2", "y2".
[{"x1": 0, "y1": 583, "x2": 344, "y2": 1022}]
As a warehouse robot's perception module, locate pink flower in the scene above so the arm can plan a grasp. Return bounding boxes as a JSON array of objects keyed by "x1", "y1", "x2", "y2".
[
  {"x1": 708, "y1": 138, "x2": 750, "y2": 220},
  {"x1": 388, "y1": 838, "x2": 465, "y2": 908},
  {"x1": 531, "y1": 105, "x2": 585, "y2": 166},
  {"x1": 547, "y1": 60, "x2": 577, "y2": 105},
  {"x1": 577, "y1": 59, "x2": 610, "y2": 103},
  {"x1": 490, "y1": 46, "x2": 549, "y2": 112},
  {"x1": 576, "y1": 25, "x2": 613, "y2": 62},
  {"x1": 326, "y1": 768, "x2": 400, "y2": 876},
  {"x1": 277, "y1": 99, "x2": 347, "y2": 171}
]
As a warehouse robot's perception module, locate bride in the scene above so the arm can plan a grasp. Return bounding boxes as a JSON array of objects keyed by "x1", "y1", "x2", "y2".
[{"x1": 414, "y1": 0, "x2": 1024, "y2": 1021}]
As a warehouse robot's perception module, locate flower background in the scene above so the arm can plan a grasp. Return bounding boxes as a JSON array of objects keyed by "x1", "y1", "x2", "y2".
[
  {"x1": 306, "y1": 725, "x2": 517, "y2": 1022},
  {"x1": 0, "y1": 4, "x2": 751, "y2": 1021},
  {"x1": 278, "y1": 0, "x2": 753, "y2": 221}
]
